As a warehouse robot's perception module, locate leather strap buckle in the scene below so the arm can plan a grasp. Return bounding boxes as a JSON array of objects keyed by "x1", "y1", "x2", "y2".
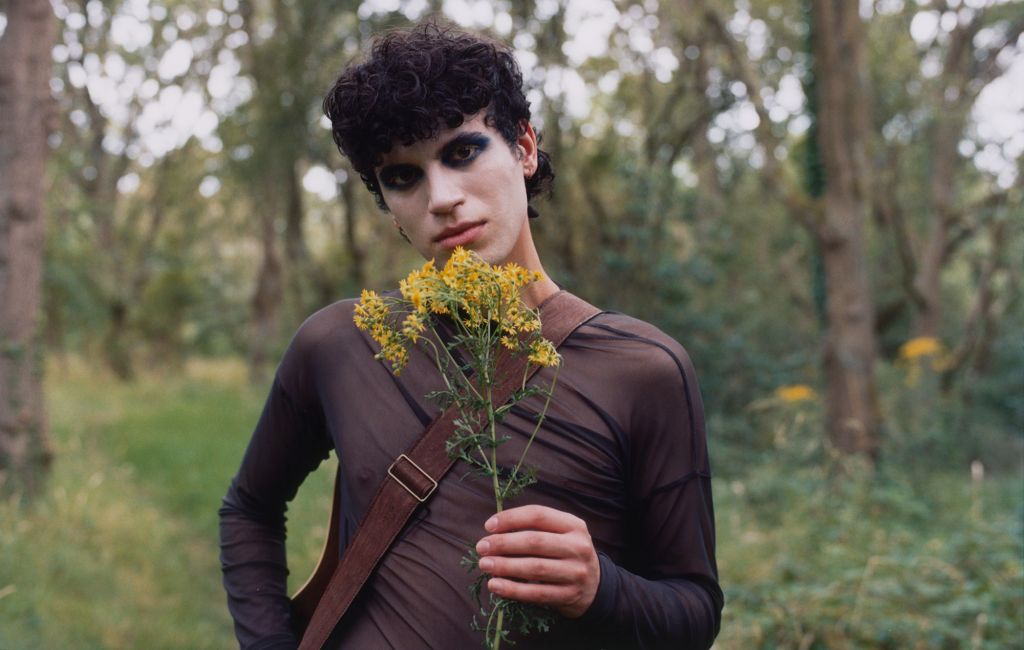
[{"x1": 387, "y1": 454, "x2": 438, "y2": 503}]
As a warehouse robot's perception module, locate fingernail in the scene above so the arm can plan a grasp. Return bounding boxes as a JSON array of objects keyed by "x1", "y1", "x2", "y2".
[
  {"x1": 479, "y1": 557, "x2": 494, "y2": 571},
  {"x1": 476, "y1": 540, "x2": 490, "y2": 554},
  {"x1": 485, "y1": 516, "x2": 498, "y2": 531},
  {"x1": 489, "y1": 578, "x2": 503, "y2": 592}
]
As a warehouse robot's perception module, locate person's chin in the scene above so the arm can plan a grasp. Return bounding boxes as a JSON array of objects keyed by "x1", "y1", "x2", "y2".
[
  {"x1": 436, "y1": 239, "x2": 492, "y2": 263},
  {"x1": 468, "y1": 243, "x2": 505, "y2": 265}
]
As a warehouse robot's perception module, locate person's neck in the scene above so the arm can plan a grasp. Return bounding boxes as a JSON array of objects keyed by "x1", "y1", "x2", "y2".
[
  {"x1": 506, "y1": 234, "x2": 559, "y2": 308},
  {"x1": 496, "y1": 218, "x2": 558, "y2": 308},
  {"x1": 520, "y1": 273, "x2": 560, "y2": 309}
]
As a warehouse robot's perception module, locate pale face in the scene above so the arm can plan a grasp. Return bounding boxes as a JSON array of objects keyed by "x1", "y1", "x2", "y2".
[{"x1": 375, "y1": 113, "x2": 540, "y2": 268}]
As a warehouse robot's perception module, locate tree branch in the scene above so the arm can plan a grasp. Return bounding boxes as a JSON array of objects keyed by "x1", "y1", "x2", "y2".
[
  {"x1": 701, "y1": 3, "x2": 823, "y2": 231},
  {"x1": 969, "y1": 17, "x2": 1024, "y2": 90},
  {"x1": 875, "y1": 180, "x2": 927, "y2": 310},
  {"x1": 942, "y1": 216, "x2": 1008, "y2": 378},
  {"x1": 942, "y1": 185, "x2": 1014, "y2": 261}
]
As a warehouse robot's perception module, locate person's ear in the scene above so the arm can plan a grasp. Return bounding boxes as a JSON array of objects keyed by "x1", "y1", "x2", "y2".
[{"x1": 517, "y1": 120, "x2": 539, "y2": 179}]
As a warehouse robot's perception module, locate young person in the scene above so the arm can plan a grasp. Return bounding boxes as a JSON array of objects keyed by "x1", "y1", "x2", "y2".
[{"x1": 219, "y1": 22, "x2": 722, "y2": 649}]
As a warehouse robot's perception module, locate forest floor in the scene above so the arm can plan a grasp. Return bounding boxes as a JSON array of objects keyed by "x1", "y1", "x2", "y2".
[
  {"x1": 0, "y1": 359, "x2": 334, "y2": 649},
  {"x1": 0, "y1": 358, "x2": 1020, "y2": 649}
]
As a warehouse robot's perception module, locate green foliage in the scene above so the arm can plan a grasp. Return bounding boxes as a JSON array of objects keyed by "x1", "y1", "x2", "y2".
[
  {"x1": 42, "y1": 0, "x2": 1022, "y2": 439},
  {"x1": 3, "y1": 359, "x2": 1018, "y2": 648},
  {"x1": 44, "y1": 222, "x2": 108, "y2": 348},
  {"x1": 0, "y1": 360, "x2": 335, "y2": 648},
  {"x1": 717, "y1": 465, "x2": 1022, "y2": 649},
  {"x1": 714, "y1": 399, "x2": 1023, "y2": 650},
  {"x1": 26, "y1": 0, "x2": 1024, "y2": 645}
]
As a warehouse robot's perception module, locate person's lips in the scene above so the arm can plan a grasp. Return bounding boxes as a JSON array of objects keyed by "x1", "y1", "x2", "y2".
[{"x1": 434, "y1": 221, "x2": 485, "y2": 249}]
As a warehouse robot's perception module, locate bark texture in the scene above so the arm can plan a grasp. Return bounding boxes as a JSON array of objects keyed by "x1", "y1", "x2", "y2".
[
  {"x1": 811, "y1": 0, "x2": 881, "y2": 458},
  {"x1": 340, "y1": 168, "x2": 366, "y2": 288},
  {"x1": 249, "y1": 209, "x2": 283, "y2": 382},
  {"x1": 0, "y1": 0, "x2": 57, "y2": 496}
]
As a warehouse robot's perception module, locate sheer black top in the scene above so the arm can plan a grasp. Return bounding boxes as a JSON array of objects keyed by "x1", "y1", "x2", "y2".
[{"x1": 219, "y1": 292, "x2": 722, "y2": 649}]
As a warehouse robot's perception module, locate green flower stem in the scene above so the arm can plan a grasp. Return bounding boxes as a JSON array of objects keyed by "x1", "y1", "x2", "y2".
[
  {"x1": 488, "y1": 382, "x2": 503, "y2": 514},
  {"x1": 504, "y1": 366, "x2": 560, "y2": 501},
  {"x1": 486, "y1": 314, "x2": 506, "y2": 650},
  {"x1": 429, "y1": 326, "x2": 484, "y2": 403},
  {"x1": 493, "y1": 608, "x2": 505, "y2": 650},
  {"x1": 356, "y1": 254, "x2": 560, "y2": 650},
  {"x1": 421, "y1": 336, "x2": 460, "y2": 396}
]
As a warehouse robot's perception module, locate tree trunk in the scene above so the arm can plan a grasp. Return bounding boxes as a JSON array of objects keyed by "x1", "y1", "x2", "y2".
[
  {"x1": 284, "y1": 159, "x2": 314, "y2": 317},
  {"x1": 690, "y1": 35, "x2": 722, "y2": 226},
  {"x1": 340, "y1": 169, "x2": 366, "y2": 288},
  {"x1": 249, "y1": 210, "x2": 284, "y2": 382},
  {"x1": 285, "y1": 160, "x2": 309, "y2": 271},
  {"x1": 913, "y1": 109, "x2": 956, "y2": 337},
  {"x1": 944, "y1": 216, "x2": 1013, "y2": 381},
  {"x1": 800, "y1": 0, "x2": 829, "y2": 329},
  {"x1": 102, "y1": 300, "x2": 134, "y2": 380},
  {"x1": 811, "y1": 0, "x2": 881, "y2": 459},
  {"x1": 0, "y1": 0, "x2": 57, "y2": 497}
]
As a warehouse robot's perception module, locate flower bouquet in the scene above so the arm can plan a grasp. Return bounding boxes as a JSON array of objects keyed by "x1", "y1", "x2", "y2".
[{"x1": 353, "y1": 247, "x2": 561, "y2": 648}]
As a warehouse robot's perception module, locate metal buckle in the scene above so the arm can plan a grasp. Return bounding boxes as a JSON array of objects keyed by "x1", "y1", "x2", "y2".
[{"x1": 387, "y1": 454, "x2": 438, "y2": 503}]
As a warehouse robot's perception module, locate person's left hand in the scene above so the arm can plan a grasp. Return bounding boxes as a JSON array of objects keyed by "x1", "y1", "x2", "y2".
[{"x1": 475, "y1": 504, "x2": 601, "y2": 618}]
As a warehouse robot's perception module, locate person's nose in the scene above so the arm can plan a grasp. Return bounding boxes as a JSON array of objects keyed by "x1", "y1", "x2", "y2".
[{"x1": 425, "y1": 167, "x2": 464, "y2": 216}]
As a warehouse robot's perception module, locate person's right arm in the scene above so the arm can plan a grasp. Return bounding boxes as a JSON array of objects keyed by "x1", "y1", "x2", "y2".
[{"x1": 219, "y1": 319, "x2": 334, "y2": 649}]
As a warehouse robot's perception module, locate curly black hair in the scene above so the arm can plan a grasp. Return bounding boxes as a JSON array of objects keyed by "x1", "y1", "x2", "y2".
[{"x1": 322, "y1": 21, "x2": 554, "y2": 213}]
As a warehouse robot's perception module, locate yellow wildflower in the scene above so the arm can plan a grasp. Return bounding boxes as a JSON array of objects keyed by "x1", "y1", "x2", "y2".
[
  {"x1": 402, "y1": 312, "x2": 426, "y2": 343},
  {"x1": 528, "y1": 339, "x2": 561, "y2": 368},
  {"x1": 378, "y1": 341, "x2": 409, "y2": 372},
  {"x1": 354, "y1": 246, "x2": 557, "y2": 375},
  {"x1": 353, "y1": 247, "x2": 563, "y2": 649},
  {"x1": 430, "y1": 301, "x2": 450, "y2": 315},
  {"x1": 898, "y1": 337, "x2": 949, "y2": 385},
  {"x1": 898, "y1": 337, "x2": 944, "y2": 361},
  {"x1": 775, "y1": 384, "x2": 816, "y2": 403}
]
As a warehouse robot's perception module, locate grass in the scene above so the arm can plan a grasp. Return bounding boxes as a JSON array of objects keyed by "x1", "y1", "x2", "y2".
[
  {"x1": 711, "y1": 439, "x2": 1023, "y2": 649},
  {"x1": 715, "y1": 480, "x2": 1022, "y2": 648},
  {"x1": 0, "y1": 358, "x2": 335, "y2": 649},
  {"x1": 1, "y1": 358, "x2": 1020, "y2": 648}
]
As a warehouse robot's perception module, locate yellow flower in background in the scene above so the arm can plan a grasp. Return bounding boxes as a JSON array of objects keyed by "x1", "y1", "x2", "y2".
[
  {"x1": 898, "y1": 337, "x2": 948, "y2": 386},
  {"x1": 899, "y1": 336, "x2": 944, "y2": 361},
  {"x1": 775, "y1": 384, "x2": 816, "y2": 403}
]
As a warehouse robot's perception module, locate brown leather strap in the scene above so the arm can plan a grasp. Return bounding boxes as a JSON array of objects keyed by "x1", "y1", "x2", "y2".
[
  {"x1": 294, "y1": 291, "x2": 600, "y2": 649},
  {"x1": 290, "y1": 468, "x2": 342, "y2": 630}
]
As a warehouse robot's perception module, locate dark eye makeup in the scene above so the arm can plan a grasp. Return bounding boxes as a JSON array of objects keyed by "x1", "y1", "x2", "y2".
[
  {"x1": 441, "y1": 133, "x2": 490, "y2": 166},
  {"x1": 378, "y1": 132, "x2": 492, "y2": 191},
  {"x1": 379, "y1": 164, "x2": 421, "y2": 190}
]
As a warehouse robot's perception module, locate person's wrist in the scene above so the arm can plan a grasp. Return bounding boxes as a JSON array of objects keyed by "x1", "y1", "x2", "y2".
[{"x1": 574, "y1": 551, "x2": 615, "y2": 623}]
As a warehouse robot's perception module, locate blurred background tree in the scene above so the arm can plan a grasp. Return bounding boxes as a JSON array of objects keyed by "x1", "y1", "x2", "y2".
[
  {"x1": 1, "y1": 0, "x2": 1021, "y2": 646},
  {"x1": 32, "y1": 0, "x2": 1024, "y2": 448},
  {"x1": 0, "y1": 0, "x2": 56, "y2": 498}
]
